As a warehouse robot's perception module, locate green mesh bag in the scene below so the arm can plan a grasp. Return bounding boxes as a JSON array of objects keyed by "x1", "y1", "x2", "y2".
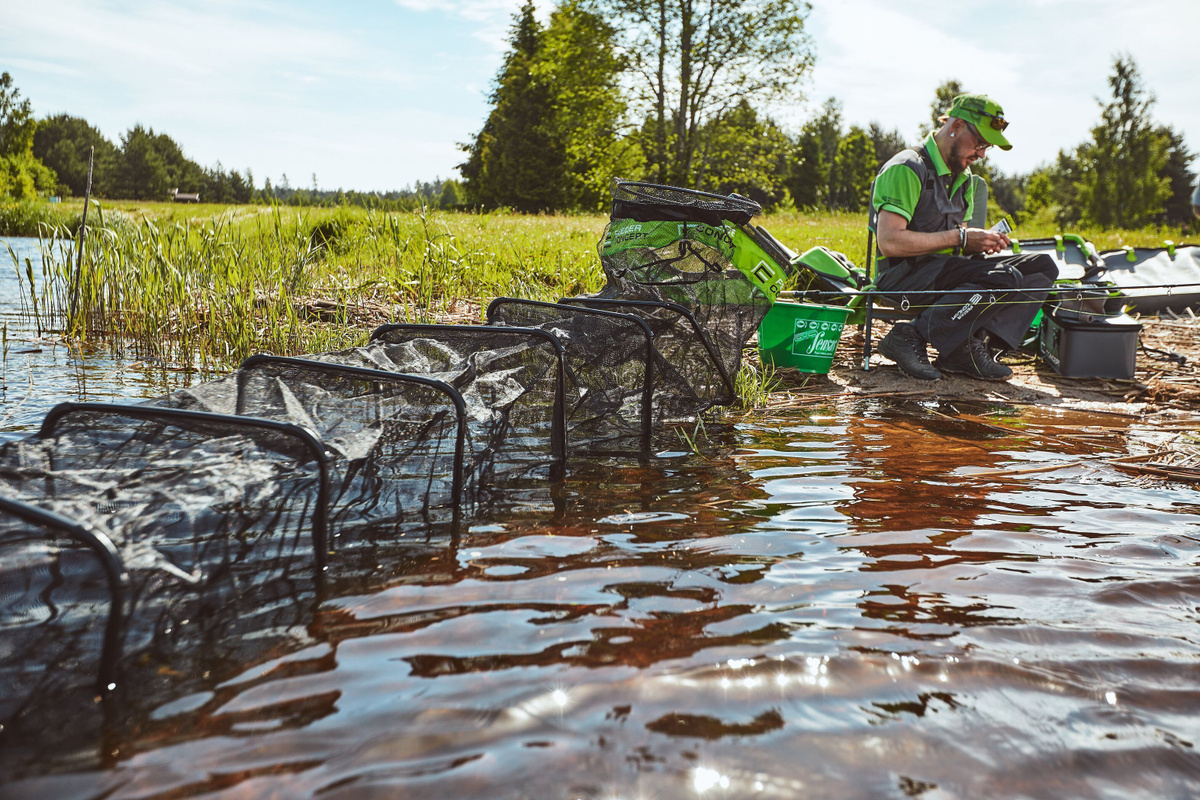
[{"x1": 595, "y1": 180, "x2": 794, "y2": 387}]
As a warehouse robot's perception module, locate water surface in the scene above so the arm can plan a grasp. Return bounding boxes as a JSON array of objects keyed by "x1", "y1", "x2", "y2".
[
  {"x1": 2, "y1": 236, "x2": 205, "y2": 441},
  {"x1": 6, "y1": 398, "x2": 1199, "y2": 798}
]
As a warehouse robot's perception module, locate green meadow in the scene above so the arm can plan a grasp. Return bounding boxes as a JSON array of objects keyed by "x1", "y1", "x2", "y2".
[{"x1": 4, "y1": 199, "x2": 1190, "y2": 397}]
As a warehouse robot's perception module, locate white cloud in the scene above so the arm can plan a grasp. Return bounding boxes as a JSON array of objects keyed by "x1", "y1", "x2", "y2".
[
  {"x1": 3, "y1": 0, "x2": 1195, "y2": 189},
  {"x1": 803, "y1": 0, "x2": 1200, "y2": 174}
]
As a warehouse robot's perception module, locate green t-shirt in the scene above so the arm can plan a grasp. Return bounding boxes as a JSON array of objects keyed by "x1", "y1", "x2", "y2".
[{"x1": 870, "y1": 134, "x2": 975, "y2": 238}]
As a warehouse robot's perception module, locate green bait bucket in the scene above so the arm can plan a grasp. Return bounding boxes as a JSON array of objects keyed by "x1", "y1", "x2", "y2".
[{"x1": 758, "y1": 301, "x2": 850, "y2": 374}]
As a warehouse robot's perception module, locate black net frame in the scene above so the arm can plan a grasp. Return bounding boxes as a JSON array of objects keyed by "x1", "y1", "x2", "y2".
[
  {"x1": 369, "y1": 323, "x2": 568, "y2": 474},
  {"x1": 610, "y1": 180, "x2": 762, "y2": 226},
  {"x1": 486, "y1": 298, "x2": 655, "y2": 454},
  {"x1": 0, "y1": 497, "x2": 131, "y2": 781},
  {"x1": 0, "y1": 495, "x2": 128, "y2": 696},
  {"x1": 5, "y1": 403, "x2": 337, "y2": 754},
  {"x1": 236, "y1": 355, "x2": 467, "y2": 530},
  {"x1": 560, "y1": 296, "x2": 735, "y2": 413},
  {"x1": 599, "y1": 184, "x2": 790, "y2": 387},
  {"x1": 2, "y1": 179, "x2": 801, "y2": 775},
  {"x1": 38, "y1": 402, "x2": 333, "y2": 570}
]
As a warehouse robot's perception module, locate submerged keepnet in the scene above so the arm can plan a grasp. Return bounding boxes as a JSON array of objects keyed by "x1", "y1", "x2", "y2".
[{"x1": 0, "y1": 181, "x2": 794, "y2": 779}]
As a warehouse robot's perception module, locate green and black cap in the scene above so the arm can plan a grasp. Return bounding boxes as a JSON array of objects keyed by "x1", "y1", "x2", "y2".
[{"x1": 948, "y1": 93, "x2": 1011, "y2": 151}]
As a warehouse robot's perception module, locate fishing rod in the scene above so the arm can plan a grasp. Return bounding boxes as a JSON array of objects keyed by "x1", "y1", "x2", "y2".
[{"x1": 782, "y1": 282, "x2": 1200, "y2": 303}]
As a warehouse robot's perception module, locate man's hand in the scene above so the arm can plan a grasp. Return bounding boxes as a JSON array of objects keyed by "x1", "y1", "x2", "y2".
[
  {"x1": 876, "y1": 211, "x2": 1012, "y2": 259},
  {"x1": 963, "y1": 228, "x2": 1010, "y2": 255}
]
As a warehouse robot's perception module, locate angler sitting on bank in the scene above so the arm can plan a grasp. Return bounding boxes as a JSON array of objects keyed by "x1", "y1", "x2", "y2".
[{"x1": 869, "y1": 93, "x2": 1058, "y2": 382}]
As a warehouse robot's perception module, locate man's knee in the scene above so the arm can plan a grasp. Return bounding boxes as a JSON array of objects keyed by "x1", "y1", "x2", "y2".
[
  {"x1": 1023, "y1": 253, "x2": 1059, "y2": 282},
  {"x1": 978, "y1": 263, "x2": 1024, "y2": 291}
]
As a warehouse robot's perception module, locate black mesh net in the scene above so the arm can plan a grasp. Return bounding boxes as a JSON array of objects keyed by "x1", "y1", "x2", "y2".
[
  {"x1": 487, "y1": 298, "x2": 654, "y2": 454},
  {"x1": 362, "y1": 324, "x2": 567, "y2": 484},
  {"x1": 0, "y1": 412, "x2": 325, "y2": 780},
  {"x1": 236, "y1": 355, "x2": 467, "y2": 538},
  {"x1": 0, "y1": 498, "x2": 124, "y2": 776},
  {"x1": 148, "y1": 357, "x2": 466, "y2": 580},
  {"x1": 609, "y1": 180, "x2": 763, "y2": 226},
  {"x1": 0, "y1": 181, "x2": 795, "y2": 777},
  {"x1": 560, "y1": 297, "x2": 735, "y2": 418}
]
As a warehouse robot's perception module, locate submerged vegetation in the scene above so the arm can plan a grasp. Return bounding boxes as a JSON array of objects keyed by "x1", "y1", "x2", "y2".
[{"x1": 5, "y1": 199, "x2": 1192, "y2": 402}]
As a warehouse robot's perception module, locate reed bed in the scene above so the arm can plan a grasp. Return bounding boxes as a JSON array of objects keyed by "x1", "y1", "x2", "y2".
[
  {"x1": 6, "y1": 200, "x2": 1190, "y2": 396},
  {"x1": 13, "y1": 204, "x2": 609, "y2": 373},
  {"x1": 0, "y1": 200, "x2": 79, "y2": 237}
]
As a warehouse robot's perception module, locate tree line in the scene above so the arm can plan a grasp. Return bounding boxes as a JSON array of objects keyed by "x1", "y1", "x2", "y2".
[
  {"x1": 463, "y1": 1, "x2": 1194, "y2": 229},
  {"x1": 0, "y1": 71, "x2": 465, "y2": 210},
  {"x1": 3, "y1": 0, "x2": 1196, "y2": 232}
]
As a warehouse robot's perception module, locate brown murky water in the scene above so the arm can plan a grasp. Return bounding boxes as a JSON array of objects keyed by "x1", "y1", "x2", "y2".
[{"x1": 6, "y1": 398, "x2": 1200, "y2": 799}]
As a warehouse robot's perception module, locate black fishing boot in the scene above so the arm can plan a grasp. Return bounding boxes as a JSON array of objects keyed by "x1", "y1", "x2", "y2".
[
  {"x1": 934, "y1": 332, "x2": 1013, "y2": 381},
  {"x1": 877, "y1": 322, "x2": 941, "y2": 381}
]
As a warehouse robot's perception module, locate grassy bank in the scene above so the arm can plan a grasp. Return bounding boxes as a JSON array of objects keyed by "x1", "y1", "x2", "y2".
[
  {"x1": 11, "y1": 202, "x2": 610, "y2": 372},
  {"x1": 6, "y1": 199, "x2": 1192, "y2": 381},
  {"x1": 0, "y1": 200, "x2": 80, "y2": 236}
]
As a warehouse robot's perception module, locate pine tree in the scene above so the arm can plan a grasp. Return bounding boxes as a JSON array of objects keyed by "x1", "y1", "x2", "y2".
[
  {"x1": 828, "y1": 126, "x2": 876, "y2": 211},
  {"x1": 786, "y1": 129, "x2": 825, "y2": 209},
  {"x1": 1157, "y1": 125, "x2": 1196, "y2": 226},
  {"x1": 867, "y1": 123, "x2": 907, "y2": 171},
  {"x1": 693, "y1": 99, "x2": 791, "y2": 208},
  {"x1": 537, "y1": 0, "x2": 640, "y2": 210},
  {"x1": 811, "y1": 97, "x2": 843, "y2": 206},
  {"x1": 1076, "y1": 56, "x2": 1169, "y2": 229},
  {"x1": 33, "y1": 114, "x2": 121, "y2": 197},
  {"x1": 926, "y1": 79, "x2": 963, "y2": 138},
  {"x1": 116, "y1": 125, "x2": 171, "y2": 200},
  {"x1": 459, "y1": 1, "x2": 566, "y2": 211}
]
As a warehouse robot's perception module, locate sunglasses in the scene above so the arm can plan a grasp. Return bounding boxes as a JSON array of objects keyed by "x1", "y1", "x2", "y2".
[
  {"x1": 976, "y1": 108, "x2": 1009, "y2": 131},
  {"x1": 964, "y1": 123, "x2": 991, "y2": 154}
]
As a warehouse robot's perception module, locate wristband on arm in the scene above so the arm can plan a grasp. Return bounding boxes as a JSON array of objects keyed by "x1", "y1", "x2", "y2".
[{"x1": 958, "y1": 226, "x2": 967, "y2": 252}]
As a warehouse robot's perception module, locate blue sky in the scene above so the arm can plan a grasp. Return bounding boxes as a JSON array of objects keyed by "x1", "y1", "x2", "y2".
[{"x1": 2, "y1": 0, "x2": 1197, "y2": 193}]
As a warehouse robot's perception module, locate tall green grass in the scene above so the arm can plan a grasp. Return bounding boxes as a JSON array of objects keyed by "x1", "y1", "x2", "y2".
[
  {"x1": 0, "y1": 200, "x2": 79, "y2": 237},
  {"x1": 16, "y1": 203, "x2": 609, "y2": 373},
  {"x1": 8, "y1": 199, "x2": 1192, "y2": 391}
]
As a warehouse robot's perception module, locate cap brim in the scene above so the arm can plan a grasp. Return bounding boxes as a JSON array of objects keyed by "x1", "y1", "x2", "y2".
[{"x1": 979, "y1": 124, "x2": 1012, "y2": 151}]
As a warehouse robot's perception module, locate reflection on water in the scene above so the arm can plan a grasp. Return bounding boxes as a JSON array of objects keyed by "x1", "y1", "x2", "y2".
[
  {"x1": 1, "y1": 237, "x2": 208, "y2": 441},
  {"x1": 5, "y1": 399, "x2": 1199, "y2": 797}
]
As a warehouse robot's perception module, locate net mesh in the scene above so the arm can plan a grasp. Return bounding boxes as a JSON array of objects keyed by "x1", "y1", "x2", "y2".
[
  {"x1": 597, "y1": 181, "x2": 777, "y2": 384},
  {"x1": 609, "y1": 180, "x2": 762, "y2": 224},
  {"x1": 362, "y1": 325, "x2": 567, "y2": 484},
  {"x1": 560, "y1": 297, "x2": 734, "y2": 418},
  {"x1": 0, "y1": 180, "x2": 794, "y2": 775},
  {"x1": 0, "y1": 503, "x2": 124, "y2": 776},
  {"x1": 0, "y1": 413, "x2": 324, "y2": 780},
  {"x1": 487, "y1": 298, "x2": 654, "y2": 453}
]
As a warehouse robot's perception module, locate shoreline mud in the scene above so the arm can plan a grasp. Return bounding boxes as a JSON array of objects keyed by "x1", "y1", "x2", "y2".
[{"x1": 761, "y1": 314, "x2": 1200, "y2": 417}]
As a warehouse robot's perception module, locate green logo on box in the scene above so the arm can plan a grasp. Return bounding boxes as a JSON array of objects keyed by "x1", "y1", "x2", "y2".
[{"x1": 791, "y1": 318, "x2": 840, "y2": 356}]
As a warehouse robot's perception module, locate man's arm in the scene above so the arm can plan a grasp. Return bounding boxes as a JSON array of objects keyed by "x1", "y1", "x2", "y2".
[{"x1": 876, "y1": 209, "x2": 1010, "y2": 258}]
